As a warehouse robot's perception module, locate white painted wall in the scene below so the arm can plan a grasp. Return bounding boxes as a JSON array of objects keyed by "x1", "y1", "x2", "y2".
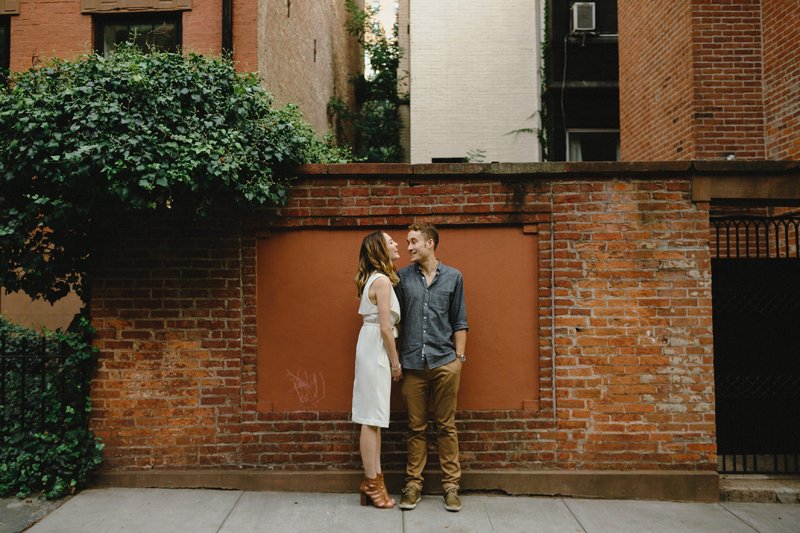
[{"x1": 405, "y1": 0, "x2": 541, "y2": 163}]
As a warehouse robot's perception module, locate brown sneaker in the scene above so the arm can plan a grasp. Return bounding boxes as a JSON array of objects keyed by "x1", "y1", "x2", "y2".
[
  {"x1": 399, "y1": 485, "x2": 422, "y2": 510},
  {"x1": 443, "y1": 488, "x2": 461, "y2": 512}
]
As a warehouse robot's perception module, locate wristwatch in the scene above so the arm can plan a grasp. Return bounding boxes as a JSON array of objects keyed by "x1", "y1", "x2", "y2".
[{"x1": 457, "y1": 353, "x2": 466, "y2": 363}]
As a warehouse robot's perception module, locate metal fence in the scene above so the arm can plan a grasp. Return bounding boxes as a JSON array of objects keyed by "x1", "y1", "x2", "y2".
[
  {"x1": 0, "y1": 332, "x2": 90, "y2": 434},
  {"x1": 712, "y1": 214, "x2": 800, "y2": 475},
  {"x1": 712, "y1": 215, "x2": 800, "y2": 259}
]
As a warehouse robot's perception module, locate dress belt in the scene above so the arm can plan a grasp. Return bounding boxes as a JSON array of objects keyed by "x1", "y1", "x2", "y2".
[{"x1": 362, "y1": 323, "x2": 399, "y2": 338}]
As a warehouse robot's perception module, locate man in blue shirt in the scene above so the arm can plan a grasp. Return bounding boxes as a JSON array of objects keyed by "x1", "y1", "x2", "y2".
[{"x1": 396, "y1": 223, "x2": 468, "y2": 512}]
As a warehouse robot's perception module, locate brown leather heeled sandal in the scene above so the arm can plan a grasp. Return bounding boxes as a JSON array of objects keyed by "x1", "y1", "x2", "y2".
[
  {"x1": 359, "y1": 475, "x2": 396, "y2": 508},
  {"x1": 376, "y1": 473, "x2": 396, "y2": 506}
]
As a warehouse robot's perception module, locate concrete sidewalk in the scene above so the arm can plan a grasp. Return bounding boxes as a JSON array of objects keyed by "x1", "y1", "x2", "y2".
[{"x1": 9, "y1": 488, "x2": 800, "y2": 533}]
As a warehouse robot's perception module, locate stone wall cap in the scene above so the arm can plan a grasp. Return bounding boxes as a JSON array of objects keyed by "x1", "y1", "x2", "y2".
[
  {"x1": 295, "y1": 161, "x2": 800, "y2": 178},
  {"x1": 692, "y1": 160, "x2": 800, "y2": 173}
]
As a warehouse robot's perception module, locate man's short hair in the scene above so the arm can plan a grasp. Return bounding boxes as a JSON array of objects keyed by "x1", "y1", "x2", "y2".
[{"x1": 408, "y1": 222, "x2": 439, "y2": 250}]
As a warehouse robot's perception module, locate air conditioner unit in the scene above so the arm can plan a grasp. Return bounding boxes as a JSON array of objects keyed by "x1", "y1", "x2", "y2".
[{"x1": 571, "y1": 2, "x2": 596, "y2": 33}]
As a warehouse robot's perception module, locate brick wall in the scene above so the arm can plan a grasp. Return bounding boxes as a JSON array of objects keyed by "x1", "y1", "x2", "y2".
[
  {"x1": 620, "y1": 0, "x2": 798, "y2": 161},
  {"x1": 231, "y1": 0, "x2": 258, "y2": 72},
  {"x1": 8, "y1": 0, "x2": 251, "y2": 68},
  {"x1": 9, "y1": 0, "x2": 89, "y2": 71},
  {"x1": 259, "y1": 0, "x2": 361, "y2": 136},
  {"x1": 690, "y1": 0, "x2": 765, "y2": 160},
  {"x1": 761, "y1": 0, "x2": 800, "y2": 159},
  {"x1": 90, "y1": 164, "x2": 716, "y2": 473},
  {"x1": 618, "y1": 1, "x2": 695, "y2": 161}
]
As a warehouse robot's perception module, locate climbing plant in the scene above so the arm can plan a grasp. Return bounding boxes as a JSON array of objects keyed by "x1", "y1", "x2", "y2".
[
  {"x1": 0, "y1": 44, "x2": 350, "y2": 302},
  {"x1": 329, "y1": 0, "x2": 404, "y2": 162}
]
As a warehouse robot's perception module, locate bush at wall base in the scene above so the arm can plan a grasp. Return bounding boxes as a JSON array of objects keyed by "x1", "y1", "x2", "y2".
[{"x1": 0, "y1": 315, "x2": 103, "y2": 499}]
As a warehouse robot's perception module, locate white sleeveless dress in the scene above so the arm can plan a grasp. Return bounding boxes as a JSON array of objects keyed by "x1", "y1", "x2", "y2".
[{"x1": 351, "y1": 272, "x2": 401, "y2": 428}]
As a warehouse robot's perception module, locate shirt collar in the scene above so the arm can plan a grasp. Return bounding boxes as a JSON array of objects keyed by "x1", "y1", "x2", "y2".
[{"x1": 415, "y1": 260, "x2": 442, "y2": 276}]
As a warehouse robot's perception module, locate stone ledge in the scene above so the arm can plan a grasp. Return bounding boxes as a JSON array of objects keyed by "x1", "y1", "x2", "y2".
[
  {"x1": 295, "y1": 161, "x2": 800, "y2": 178},
  {"x1": 92, "y1": 469, "x2": 719, "y2": 503},
  {"x1": 720, "y1": 475, "x2": 800, "y2": 504}
]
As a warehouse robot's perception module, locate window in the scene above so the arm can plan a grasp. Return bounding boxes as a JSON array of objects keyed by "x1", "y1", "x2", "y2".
[
  {"x1": 0, "y1": 16, "x2": 9, "y2": 82},
  {"x1": 93, "y1": 12, "x2": 182, "y2": 57},
  {"x1": 431, "y1": 157, "x2": 468, "y2": 164},
  {"x1": 594, "y1": 0, "x2": 618, "y2": 36},
  {"x1": 567, "y1": 129, "x2": 620, "y2": 161}
]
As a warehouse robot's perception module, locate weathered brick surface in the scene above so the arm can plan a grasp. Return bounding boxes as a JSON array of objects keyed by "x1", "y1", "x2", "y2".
[
  {"x1": 91, "y1": 221, "x2": 245, "y2": 468},
  {"x1": 91, "y1": 166, "x2": 716, "y2": 472},
  {"x1": 620, "y1": 0, "x2": 798, "y2": 161}
]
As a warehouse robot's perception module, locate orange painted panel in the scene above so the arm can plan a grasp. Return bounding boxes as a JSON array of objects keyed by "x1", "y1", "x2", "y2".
[{"x1": 256, "y1": 226, "x2": 539, "y2": 411}]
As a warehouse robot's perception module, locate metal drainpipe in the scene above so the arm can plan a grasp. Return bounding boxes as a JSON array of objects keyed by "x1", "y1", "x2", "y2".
[{"x1": 222, "y1": 0, "x2": 233, "y2": 55}]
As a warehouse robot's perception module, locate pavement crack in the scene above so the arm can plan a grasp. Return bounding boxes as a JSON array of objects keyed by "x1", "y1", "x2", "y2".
[
  {"x1": 560, "y1": 499, "x2": 588, "y2": 533},
  {"x1": 719, "y1": 503, "x2": 761, "y2": 532},
  {"x1": 216, "y1": 490, "x2": 245, "y2": 533},
  {"x1": 484, "y1": 500, "x2": 496, "y2": 531}
]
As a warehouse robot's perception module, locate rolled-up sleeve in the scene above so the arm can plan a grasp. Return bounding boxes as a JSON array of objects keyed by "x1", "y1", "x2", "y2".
[{"x1": 450, "y1": 273, "x2": 468, "y2": 332}]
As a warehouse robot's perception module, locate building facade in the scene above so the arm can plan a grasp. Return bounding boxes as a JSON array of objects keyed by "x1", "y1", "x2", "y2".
[
  {"x1": 618, "y1": 0, "x2": 800, "y2": 161},
  {"x1": 544, "y1": 0, "x2": 620, "y2": 162},
  {"x1": 396, "y1": 0, "x2": 799, "y2": 163},
  {"x1": 398, "y1": 0, "x2": 543, "y2": 164},
  {"x1": 0, "y1": 0, "x2": 361, "y2": 136}
]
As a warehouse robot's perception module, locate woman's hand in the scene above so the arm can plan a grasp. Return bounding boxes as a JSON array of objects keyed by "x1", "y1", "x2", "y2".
[{"x1": 391, "y1": 364, "x2": 404, "y2": 382}]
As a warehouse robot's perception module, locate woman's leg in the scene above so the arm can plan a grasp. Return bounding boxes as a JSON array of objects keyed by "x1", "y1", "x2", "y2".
[
  {"x1": 360, "y1": 425, "x2": 379, "y2": 478},
  {"x1": 374, "y1": 428, "x2": 382, "y2": 475}
]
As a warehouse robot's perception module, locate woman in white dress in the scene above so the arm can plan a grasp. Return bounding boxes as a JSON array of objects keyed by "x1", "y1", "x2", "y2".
[{"x1": 352, "y1": 231, "x2": 403, "y2": 509}]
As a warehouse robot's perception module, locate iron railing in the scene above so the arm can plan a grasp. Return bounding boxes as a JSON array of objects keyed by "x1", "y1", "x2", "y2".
[
  {"x1": 719, "y1": 454, "x2": 800, "y2": 475},
  {"x1": 712, "y1": 215, "x2": 800, "y2": 259},
  {"x1": 0, "y1": 333, "x2": 90, "y2": 434},
  {"x1": 712, "y1": 214, "x2": 800, "y2": 474}
]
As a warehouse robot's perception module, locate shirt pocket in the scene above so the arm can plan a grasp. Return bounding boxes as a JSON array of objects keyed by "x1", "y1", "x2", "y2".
[{"x1": 429, "y1": 290, "x2": 451, "y2": 311}]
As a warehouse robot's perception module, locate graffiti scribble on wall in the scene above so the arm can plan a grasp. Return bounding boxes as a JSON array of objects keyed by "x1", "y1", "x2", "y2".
[{"x1": 286, "y1": 368, "x2": 327, "y2": 406}]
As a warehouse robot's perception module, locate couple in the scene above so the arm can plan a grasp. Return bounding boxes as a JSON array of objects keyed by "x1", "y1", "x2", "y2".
[{"x1": 352, "y1": 223, "x2": 468, "y2": 512}]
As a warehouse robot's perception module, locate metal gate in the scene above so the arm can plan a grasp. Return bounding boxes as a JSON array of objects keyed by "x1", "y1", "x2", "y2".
[{"x1": 712, "y1": 215, "x2": 800, "y2": 474}]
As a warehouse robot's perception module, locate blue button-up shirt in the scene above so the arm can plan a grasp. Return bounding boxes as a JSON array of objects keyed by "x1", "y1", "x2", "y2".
[{"x1": 396, "y1": 262, "x2": 468, "y2": 370}]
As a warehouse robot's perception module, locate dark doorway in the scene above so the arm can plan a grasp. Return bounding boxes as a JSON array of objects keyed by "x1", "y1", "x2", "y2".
[{"x1": 712, "y1": 215, "x2": 800, "y2": 473}]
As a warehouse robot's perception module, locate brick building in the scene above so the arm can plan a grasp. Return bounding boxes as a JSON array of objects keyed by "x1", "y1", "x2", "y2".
[
  {"x1": 0, "y1": 0, "x2": 361, "y2": 136},
  {"x1": 618, "y1": 0, "x2": 800, "y2": 161}
]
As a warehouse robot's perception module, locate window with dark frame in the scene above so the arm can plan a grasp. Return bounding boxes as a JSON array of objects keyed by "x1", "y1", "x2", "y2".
[
  {"x1": 566, "y1": 129, "x2": 620, "y2": 161},
  {"x1": 0, "y1": 16, "x2": 10, "y2": 83},
  {"x1": 93, "y1": 12, "x2": 182, "y2": 57}
]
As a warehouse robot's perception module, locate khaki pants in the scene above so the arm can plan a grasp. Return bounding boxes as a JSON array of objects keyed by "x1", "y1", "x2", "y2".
[{"x1": 401, "y1": 358, "x2": 462, "y2": 491}]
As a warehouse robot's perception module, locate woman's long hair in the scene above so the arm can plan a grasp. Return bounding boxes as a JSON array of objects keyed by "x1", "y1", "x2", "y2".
[{"x1": 355, "y1": 231, "x2": 399, "y2": 297}]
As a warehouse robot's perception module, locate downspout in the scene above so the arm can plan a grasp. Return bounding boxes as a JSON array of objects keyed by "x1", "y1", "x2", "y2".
[{"x1": 222, "y1": 0, "x2": 233, "y2": 55}]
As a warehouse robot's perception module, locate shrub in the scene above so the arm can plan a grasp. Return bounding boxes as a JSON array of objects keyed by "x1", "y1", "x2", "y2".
[
  {"x1": 0, "y1": 44, "x2": 351, "y2": 303},
  {"x1": 0, "y1": 316, "x2": 103, "y2": 499}
]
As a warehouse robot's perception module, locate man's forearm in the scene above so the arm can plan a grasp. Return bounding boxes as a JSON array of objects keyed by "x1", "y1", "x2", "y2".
[{"x1": 454, "y1": 329, "x2": 467, "y2": 356}]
